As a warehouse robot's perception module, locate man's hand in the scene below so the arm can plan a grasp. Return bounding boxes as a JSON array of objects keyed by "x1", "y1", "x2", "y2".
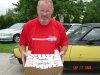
[
  {"x1": 22, "y1": 58, "x2": 25, "y2": 66},
  {"x1": 60, "y1": 46, "x2": 68, "y2": 63},
  {"x1": 60, "y1": 50, "x2": 64, "y2": 63},
  {"x1": 19, "y1": 45, "x2": 27, "y2": 66}
]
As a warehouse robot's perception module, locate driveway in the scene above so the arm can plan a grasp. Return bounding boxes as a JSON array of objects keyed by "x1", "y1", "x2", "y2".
[
  {"x1": 0, "y1": 53, "x2": 67, "y2": 75},
  {"x1": 0, "y1": 53, "x2": 24, "y2": 75},
  {"x1": 0, "y1": 53, "x2": 99, "y2": 75}
]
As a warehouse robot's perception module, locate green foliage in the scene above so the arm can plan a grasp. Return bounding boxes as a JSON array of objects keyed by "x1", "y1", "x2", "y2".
[
  {"x1": 13, "y1": 0, "x2": 86, "y2": 23},
  {"x1": 84, "y1": 0, "x2": 100, "y2": 23},
  {"x1": 53, "y1": 0, "x2": 86, "y2": 23},
  {"x1": 0, "y1": 9, "x2": 17, "y2": 29},
  {"x1": 14, "y1": 0, "x2": 38, "y2": 22},
  {"x1": 0, "y1": 0, "x2": 100, "y2": 28},
  {"x1": 0, "y1": 15, "x2": 6, "y2": 29},
  {"x1": 0, "y1": 15, "x2": 14, "y2": 29}
]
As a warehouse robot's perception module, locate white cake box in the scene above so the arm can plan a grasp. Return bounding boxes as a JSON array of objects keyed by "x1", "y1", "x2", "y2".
[{"x1": 24, "y1": 50, "x2": 63, "y2": 75}]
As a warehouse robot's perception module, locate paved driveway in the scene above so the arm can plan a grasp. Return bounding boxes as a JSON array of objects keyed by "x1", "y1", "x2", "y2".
[
  {"x1": 0, "y1": 53, "x2": 24, "y2": 75},
  {"x1": 0, "y1": 53, "x2": 66, "y2": 75},
  {"x1": 0, "y1": 53, "x2": 99, "y2": 75}
]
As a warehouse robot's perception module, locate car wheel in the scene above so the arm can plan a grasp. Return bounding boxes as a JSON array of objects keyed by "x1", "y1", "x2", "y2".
[
  {"x1": 13, "y1": 34, "x2": 20, "y2": 43},
  {"x1": 17, "y1": 58, "x2": 22, "y2": 64}
]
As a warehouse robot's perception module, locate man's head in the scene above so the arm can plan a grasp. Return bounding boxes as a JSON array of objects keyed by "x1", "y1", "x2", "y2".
[{"x1": 37, "y1": 0, "x2": 54, "y2": 25}]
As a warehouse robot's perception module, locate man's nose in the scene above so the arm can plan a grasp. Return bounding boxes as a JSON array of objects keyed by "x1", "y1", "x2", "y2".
[{"x1": 42, "y1": 12, "x2": 47, "y2": 16}]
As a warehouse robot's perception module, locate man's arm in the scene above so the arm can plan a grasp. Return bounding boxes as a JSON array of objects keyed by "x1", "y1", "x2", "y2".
[
  {"x1": 60, "y1": 45, "x2": 68, "y2": 63},
  {"x1": 19, "y1": 45, "x2": 27, "y2": 65}
]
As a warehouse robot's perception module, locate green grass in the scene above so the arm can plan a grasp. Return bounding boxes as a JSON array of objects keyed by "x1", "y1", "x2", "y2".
[{"x1": 0, "y1": 42, "x2": 18, "y2": 53}]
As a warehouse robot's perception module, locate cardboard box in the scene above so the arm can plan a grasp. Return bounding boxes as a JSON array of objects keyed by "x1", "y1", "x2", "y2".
[
  {"x1": 24, "y1": 66, "x2": 63, "y2": 75},
  {"x1": 24, "y1": 50, "x2": 63, "y2": 75}
]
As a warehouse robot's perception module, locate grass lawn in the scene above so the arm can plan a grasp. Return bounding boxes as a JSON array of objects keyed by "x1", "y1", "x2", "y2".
[{"x1": 0, "y1": 42, "x2": 18, "y2": 53}]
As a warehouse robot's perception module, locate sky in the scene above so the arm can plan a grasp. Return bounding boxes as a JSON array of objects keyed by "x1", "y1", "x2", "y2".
[
  {"x1": 0, "y1": 0, "x2": 92, "y2": 15},
  {"x1": 0, "y1": 0, "x2": 18, "y2": 15}
]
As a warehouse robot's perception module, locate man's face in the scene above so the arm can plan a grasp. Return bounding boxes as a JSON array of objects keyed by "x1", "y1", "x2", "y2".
[{"x1": 37, "y1": 1, "x2": 53, "y2": 25}]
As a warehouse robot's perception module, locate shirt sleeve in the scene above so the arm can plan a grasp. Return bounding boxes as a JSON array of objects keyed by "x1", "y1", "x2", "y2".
[{"x1": 19, "y1": 23, "x2": 29, "y2": 46}]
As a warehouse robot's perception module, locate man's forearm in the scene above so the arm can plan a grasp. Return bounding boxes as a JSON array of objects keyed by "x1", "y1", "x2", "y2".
[
  {"x1": 60, "y1": 45, "x2": 68, "y2": 62},
  {"x1": 60, "y1": 45, "x2": 68, "y2": 55},
  {"x1": 19, "y1": 45, "x2": 26, "y2": 65}
]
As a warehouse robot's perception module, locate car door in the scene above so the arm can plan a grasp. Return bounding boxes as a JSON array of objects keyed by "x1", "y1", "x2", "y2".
[{"x1": 70, "y1": 27, "x2": 100, "y2": 61}]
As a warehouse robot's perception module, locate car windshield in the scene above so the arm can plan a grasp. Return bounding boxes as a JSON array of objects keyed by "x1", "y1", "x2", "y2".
[
  {"x1": 69, "y1": 25, "x2": 90, "y2": 40},
  {"x1": 9, "y1": 23, "x2": 25, "y2": 30},
  {"x1": 63, "y1": 24, "x2": 72, "y2": 31},
  {"x1": 64, "y1": 25, "x2": 72, "y2": 30},
  {"x1": 69, "y1": 25, "x2": 81, "y2": 31}
]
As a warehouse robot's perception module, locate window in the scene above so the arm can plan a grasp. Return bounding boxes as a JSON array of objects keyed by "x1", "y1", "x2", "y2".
[{"x1": 83, "y1": 28, "x2": 100, "y2": 41}]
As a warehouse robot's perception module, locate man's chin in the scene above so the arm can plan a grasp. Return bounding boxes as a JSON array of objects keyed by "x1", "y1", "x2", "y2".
[
  {"x1": 42, "y1": 18, "x2": 49, "y2": 21},
  {"x1": 42, "y1": 20, "x2": 49, "y2": 23},
  {"x1": 41, "y1": 21, "x2": 49, "y2": 25}
]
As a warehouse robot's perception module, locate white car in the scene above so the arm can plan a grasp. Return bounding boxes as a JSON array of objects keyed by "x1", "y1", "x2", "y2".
[{"x1": 0, "y1": 23, "x2": 25, "y2": 42}]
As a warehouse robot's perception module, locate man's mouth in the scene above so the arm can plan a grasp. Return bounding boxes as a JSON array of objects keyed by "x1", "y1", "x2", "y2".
[{"x1": 41, "y1": 16, "x2": 48, "y2": 19}]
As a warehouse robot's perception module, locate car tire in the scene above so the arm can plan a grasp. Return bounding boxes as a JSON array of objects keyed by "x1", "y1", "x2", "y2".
[
  {"x1": 13, "y1": 34, "x2": 20, "y2": 43},
  {"x1": 17, "y1": 58, "x2": 22, "y2": 64}
]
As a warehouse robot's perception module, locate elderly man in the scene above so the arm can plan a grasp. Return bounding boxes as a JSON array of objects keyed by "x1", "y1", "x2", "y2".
[{"x1": 19, "y1": 0, "x2": 68, "y2": 75}]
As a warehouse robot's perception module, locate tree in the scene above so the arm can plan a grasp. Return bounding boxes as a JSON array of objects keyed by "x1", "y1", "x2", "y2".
[
  {"x1": 53, "y1": 0, "x2": 86, "y2": 23},
  {"x1": 13, "y1": 0, "x2": 87, "y2": 23},
  {"x1": 0, "y1": 15, "x2": 6, "y2": 29},
  {"x1": 84, "y1": 0, "x2": 100, "y2": 23},
  {"x1": 0, "y1": 9, "x2": 16, "y2": 29},
  {"x1": 14, "y1": 0, "x2": 38, "y2": 22}
]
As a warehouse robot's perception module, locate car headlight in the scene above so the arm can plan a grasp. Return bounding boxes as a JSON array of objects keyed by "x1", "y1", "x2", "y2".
[{"x1": 0, "y1": 33, "x2": 13, "y2": 36}]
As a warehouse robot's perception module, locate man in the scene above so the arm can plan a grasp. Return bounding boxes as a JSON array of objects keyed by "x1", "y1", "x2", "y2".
[{"x1": 19, "y1": 0, "x2": 68, "y2": 74}]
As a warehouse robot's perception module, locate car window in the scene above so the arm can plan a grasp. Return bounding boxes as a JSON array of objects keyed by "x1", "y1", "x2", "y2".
[
  {"x1": 9, "y1": 23, "x2": 25, "y2": 30},
  {"x1": 69, "y1": 25, "x2": 81, "y2": 31},
  {"x1": 69, "y1": 26, "x2": 89, "y2": 42},
  {"x1": 73, "y1": 26, "x2": 88, "y2": 37},
  {"x1": 63, "y1": 23, "x2": 81, "y2": 31},
  {"x1": 63, "y1": 25, "x2": 71, "y2": 31},
  {"x1": 83, "y1": 28, "x2": 100, "y2": 41}
]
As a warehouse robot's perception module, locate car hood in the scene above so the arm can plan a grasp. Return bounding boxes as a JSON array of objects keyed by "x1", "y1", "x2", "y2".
[{"x1": 0, "y1": 28, "x2": 20, "y2": 34}]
